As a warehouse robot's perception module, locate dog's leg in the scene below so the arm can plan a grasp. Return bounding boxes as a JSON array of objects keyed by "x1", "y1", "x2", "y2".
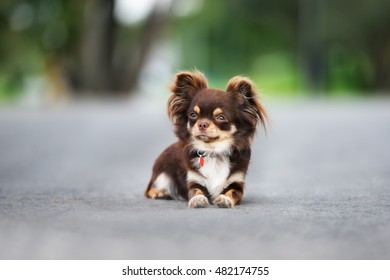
[
  {"x1": 187, "y1": 183, "x2": 209, "y2": 208},
  {"x1": 214, "y1": 182, "x2": 244, "y2": 208}
]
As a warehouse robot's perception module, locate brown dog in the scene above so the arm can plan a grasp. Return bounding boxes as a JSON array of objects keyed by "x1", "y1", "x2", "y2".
[{"x1": 145, "y1": 70, "x2": 268, "y2": 208}]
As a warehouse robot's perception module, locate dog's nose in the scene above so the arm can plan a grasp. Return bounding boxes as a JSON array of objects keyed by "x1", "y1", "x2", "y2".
[{"x1": 198, "y1": 121, "x2": 209, "y2": 132}]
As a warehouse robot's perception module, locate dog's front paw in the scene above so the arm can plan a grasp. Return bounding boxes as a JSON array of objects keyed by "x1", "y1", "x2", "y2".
[
  {"x1": 188, "y1": 195, "x2": 209, "y2": 208},
  {"x1": 214, "y1": 194, "x2": 234, "y2": 208}
]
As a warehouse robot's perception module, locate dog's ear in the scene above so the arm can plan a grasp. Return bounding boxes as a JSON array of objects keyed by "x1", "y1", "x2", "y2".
[
  {"x1": 168, "y1": 70, "x2": 208, "y2": 125},
  {"x1": 226, "y1": 76, "x2": 269, "y2": 132}
]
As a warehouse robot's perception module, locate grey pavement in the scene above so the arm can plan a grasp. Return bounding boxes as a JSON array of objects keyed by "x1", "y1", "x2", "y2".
[{"x1": 0, "y1": 97, "x2": 390, "y2": 259}]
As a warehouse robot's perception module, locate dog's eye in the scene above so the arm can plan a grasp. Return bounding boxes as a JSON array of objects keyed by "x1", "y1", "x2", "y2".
[
  {"x1": 189, "y1": 112, "x2": 198, "y2": 119},
  {"x1": 216, "y1": 114, "x2": 228, "y2": 122}
]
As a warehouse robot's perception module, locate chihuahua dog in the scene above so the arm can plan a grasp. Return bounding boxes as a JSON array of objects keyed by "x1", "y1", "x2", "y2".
[{"x1": 145, "y1": 70, "x2": 268, "y2": 208}]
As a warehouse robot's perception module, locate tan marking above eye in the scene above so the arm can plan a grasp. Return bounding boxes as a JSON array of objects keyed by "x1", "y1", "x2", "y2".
[
  {"x1": 213, "y1": 108, "x2": 223, "y2": 116},
  {"x1": 194, "y1": 105, "x2": 201, "y2": 114}
]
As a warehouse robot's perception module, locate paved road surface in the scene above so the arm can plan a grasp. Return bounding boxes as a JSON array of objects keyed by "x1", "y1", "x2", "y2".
[{"x1": 0, "y1": 97, "x2": 389, "y2": 259}]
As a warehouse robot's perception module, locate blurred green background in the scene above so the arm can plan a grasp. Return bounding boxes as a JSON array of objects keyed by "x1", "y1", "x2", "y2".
[{"x1": 0, "y1": 0, "x2": 389, "y2": 104}]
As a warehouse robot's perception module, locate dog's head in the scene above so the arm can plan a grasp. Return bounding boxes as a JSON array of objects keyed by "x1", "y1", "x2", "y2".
[{"x1": 168, "y1": 70, "x2": 268, "y2": 152}]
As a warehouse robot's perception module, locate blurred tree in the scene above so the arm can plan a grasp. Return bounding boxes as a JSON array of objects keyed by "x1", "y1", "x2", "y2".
[
  {"x1": 0, "y1": 0, "x2": 173, "y2": 97},
  {"x1": 80, "y1": 0, "x2": 116, "y2": 92},
  {"x1": 298, "y1": 0, "x2": 327, "y2": 93},
  {"x1": 79, "y1": 0, "x2": 173, "y2": 94}
]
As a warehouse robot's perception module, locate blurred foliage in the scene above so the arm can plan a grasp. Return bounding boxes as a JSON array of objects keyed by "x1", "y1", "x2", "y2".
[
  {"x1": 173, "y1": 0, "x2": 390, "y2": 95},
  {"x1": 0, "y1": 0, "x2": 171, "y2": 101},
  {"x1": 0, "y1": 0, "x2": 84, "y2": 100},
  {"x1": 0, "y1": 0, "x2": 390, "y2": 101},
  {"x1": 174, "y1": 1, "x2": 299, "y2": 88}
]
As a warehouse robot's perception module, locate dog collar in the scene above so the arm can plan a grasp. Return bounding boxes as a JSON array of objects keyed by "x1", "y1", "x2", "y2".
[{"x1": 196, "y1": 150, "x2": 230, "y2": 168}]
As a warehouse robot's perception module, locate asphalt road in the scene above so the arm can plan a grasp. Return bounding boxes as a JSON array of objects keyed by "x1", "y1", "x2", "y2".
[{"x1": 0, "y1": 97, "x2": 389, "y2": 259}]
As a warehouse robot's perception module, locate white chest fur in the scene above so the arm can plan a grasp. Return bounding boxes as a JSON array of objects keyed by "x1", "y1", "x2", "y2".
[{"x1": 190, "y1": 156, "x2": 231, "y2": 199}]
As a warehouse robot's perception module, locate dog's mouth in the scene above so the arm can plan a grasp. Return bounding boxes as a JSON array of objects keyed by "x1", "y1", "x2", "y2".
[{"x1": 195, "y1": 135, "x2": 220, "y2": 143}]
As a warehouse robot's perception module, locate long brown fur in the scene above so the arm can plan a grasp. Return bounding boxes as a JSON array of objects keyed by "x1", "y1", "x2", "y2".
[
  {"x1": 145, "y1": 70, "x2": 269, "y2": 208},
  {"x1": 168, "y1": 70, "x2": 208, "y2": 131}
]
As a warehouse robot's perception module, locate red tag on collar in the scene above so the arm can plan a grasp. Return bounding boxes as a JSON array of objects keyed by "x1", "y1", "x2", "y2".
[{"x1": 199, "y1": 156, "x2": 205, "y2": 167}]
